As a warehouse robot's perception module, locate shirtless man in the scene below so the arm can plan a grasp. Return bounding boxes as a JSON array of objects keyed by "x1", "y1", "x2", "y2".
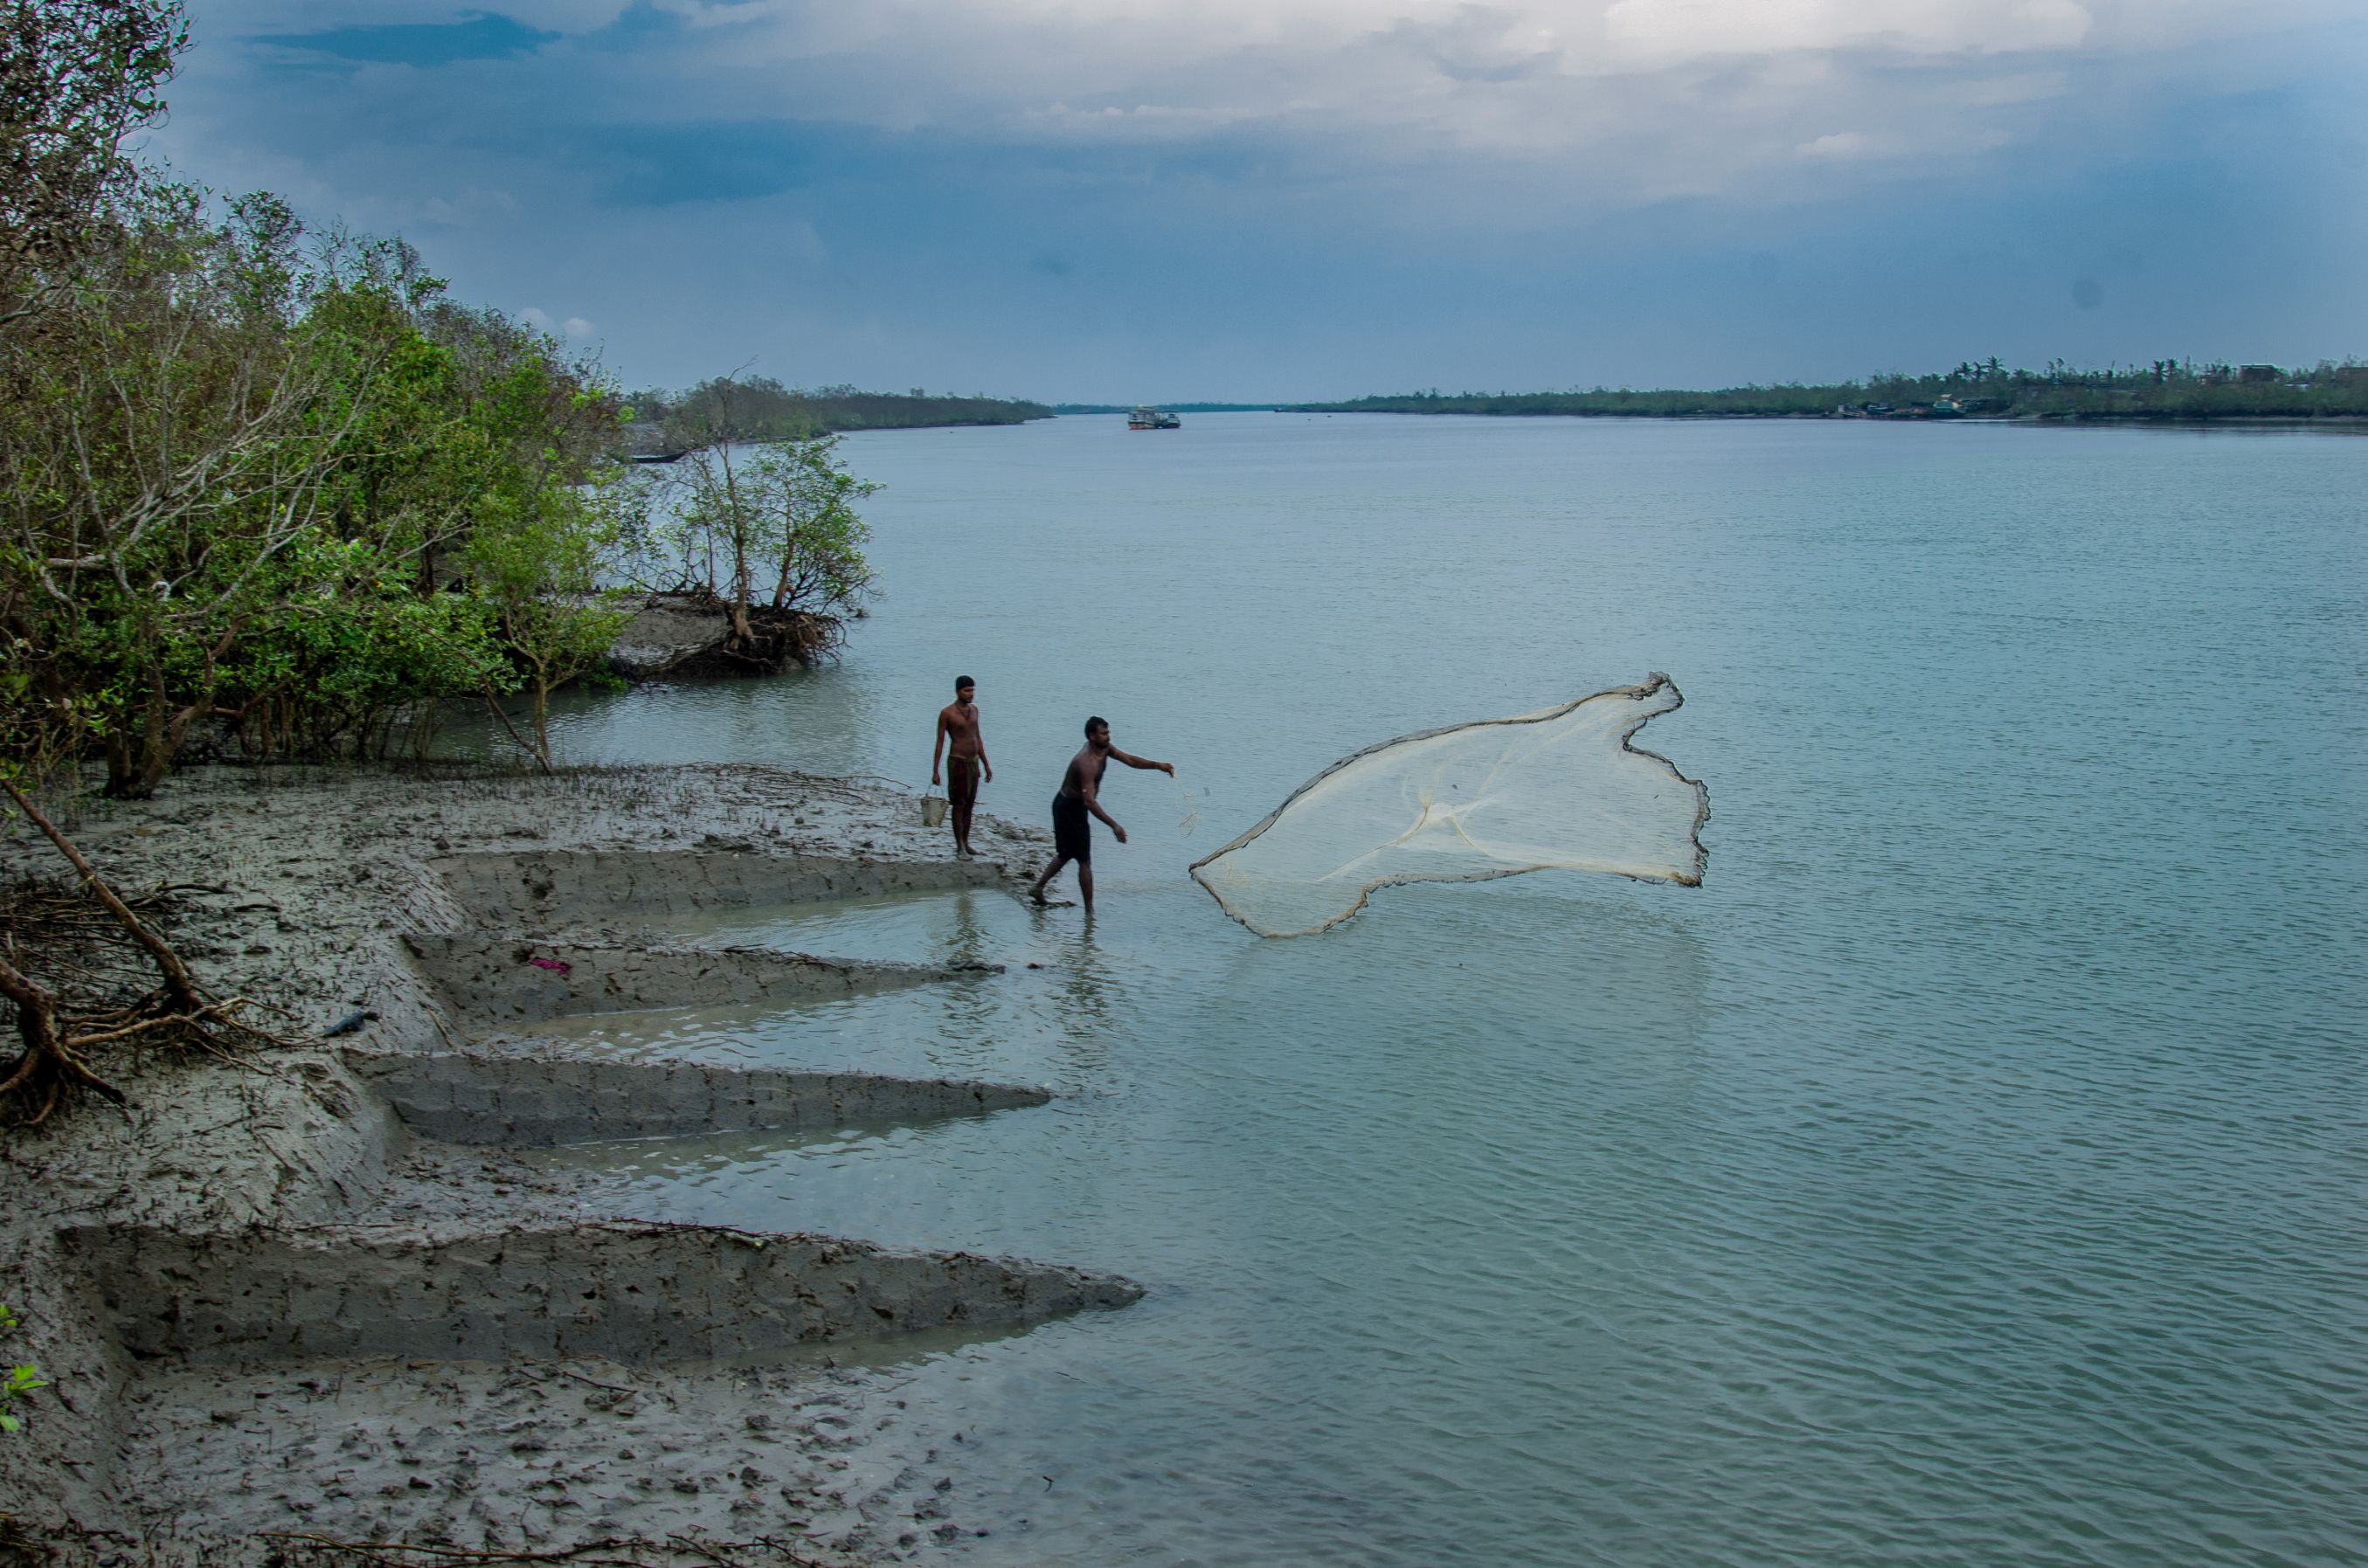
[
  {"x1": 931, "y1": 676, "x2": 992, "y2": 856},
  {"x1": 1032, "y1": 715, "x2": 1174, "y2": 914}
]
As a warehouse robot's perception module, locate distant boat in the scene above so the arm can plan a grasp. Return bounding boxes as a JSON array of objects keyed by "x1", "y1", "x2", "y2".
[{"x1": 1128, "y1": 406, "x2": 1181, "y2": 430}]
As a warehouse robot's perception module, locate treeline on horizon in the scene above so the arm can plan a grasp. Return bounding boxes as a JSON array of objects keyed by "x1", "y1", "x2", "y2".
[
  {"x1": 1052, "y1": 403, "x2": 1283, "y2": 415},
  {"x1": 626, "y1": 378, "x2": 1053, "y2": 448},
  {"x1": 1291, "y1": 358, "x2": 2368, "y2": 420}
]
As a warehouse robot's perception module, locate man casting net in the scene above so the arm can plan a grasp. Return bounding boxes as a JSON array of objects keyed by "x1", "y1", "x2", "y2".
[{"x1": 1189, "y1": 674, "x2": 1709, "y2": 937}]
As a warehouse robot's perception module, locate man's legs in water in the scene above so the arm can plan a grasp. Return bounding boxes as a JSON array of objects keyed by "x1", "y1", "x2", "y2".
[
  {"x1": 1030, "y1": 853, "x2": 1092, "y2": 911},
  {"x1": 1031, "y1": 853, "x2": 1070, "y2": 903}
]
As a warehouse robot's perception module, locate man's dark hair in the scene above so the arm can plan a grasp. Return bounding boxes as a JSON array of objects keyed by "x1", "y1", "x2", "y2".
[
  {"x1": 1084, "y1": 715, "x2": 1107, "y2": 738},
  {"x1": 956, "y1": 675, "x2": 974, "y2": 691}
]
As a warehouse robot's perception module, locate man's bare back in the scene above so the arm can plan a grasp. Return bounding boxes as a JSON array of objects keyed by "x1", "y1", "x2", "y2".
[
  {"x1": 1034, "y1": 716, "x2": 1175, "y2": 914},
  {"x1": 1056, "y1": 743, "x2": 1106, "y2": 800}
]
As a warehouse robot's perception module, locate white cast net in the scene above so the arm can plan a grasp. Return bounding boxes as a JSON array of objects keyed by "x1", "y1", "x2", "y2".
[{"x1": 1189, "y1": 674, "x2": 1709, "y2": 936}]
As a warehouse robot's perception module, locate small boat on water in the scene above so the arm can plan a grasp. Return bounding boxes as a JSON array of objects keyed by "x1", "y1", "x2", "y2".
[{"x1": 1128, "y1": 405, "x2": 1181, "y2": 430}]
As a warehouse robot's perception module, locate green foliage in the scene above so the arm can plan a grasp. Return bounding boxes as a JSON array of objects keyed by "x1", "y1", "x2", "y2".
[
  {"x1": 640, "y1": 436, "x2": 877, "y2": 622},
  {"x1": 1, "y1": 0, "x2": 189, "y2": 320},
  {"x1": 0, "y1": 17, "x2": 912, "y2": 786},
  {"x1": 0, "y1": 131, "x2": 637, "y2": 787},
  {"x1": 0, "y1": 1304, "x2": 45, "y2": 1434},
  {"x1": 736, "y1": 435, "x2": 879, "y2": 617},
  {"x1": 461, "y1": 467, "x2": 631, "y2": 768},
  {"x1": 1291, "y1": 359, "x2": 2368, "y2": 421}
]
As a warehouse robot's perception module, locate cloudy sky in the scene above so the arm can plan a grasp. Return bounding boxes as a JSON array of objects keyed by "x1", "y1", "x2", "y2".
[{"x1": 148, "y1": 2, "x2": 2368, "y2": 400}]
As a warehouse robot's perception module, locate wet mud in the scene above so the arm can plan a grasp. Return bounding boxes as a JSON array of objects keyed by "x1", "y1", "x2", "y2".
[{"x1": 0, "y1": 764, "x2": 1120, "y2": 1564}]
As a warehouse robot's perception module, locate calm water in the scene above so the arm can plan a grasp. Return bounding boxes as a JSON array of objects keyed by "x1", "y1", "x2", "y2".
[{"x1": 502, "y1": 415, "x2": 2365, "y2": 1566}]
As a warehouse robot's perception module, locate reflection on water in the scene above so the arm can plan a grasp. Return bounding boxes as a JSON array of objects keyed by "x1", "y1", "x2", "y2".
[{"x1": 486, "y1": 413, "x2": 2363, "y2": 1567}]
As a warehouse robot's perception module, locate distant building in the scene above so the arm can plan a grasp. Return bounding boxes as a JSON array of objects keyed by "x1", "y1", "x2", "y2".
[{"x1": 2238, "y1": 364, "x2": 2282, "y2": 384}]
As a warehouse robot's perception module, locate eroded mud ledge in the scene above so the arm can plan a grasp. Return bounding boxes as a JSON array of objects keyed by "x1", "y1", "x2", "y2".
[
  {"x1": 405, "y1": 930, "x2": 986, "y2": 1025},
  {"x1": 73, "y1": 1220, "x2": 1139, "y2": 1364},
  {"x1": 347, "y1": 1046, "x2": 1052, "y2": 1146},
  {"x1": 0, "y1": 764, "x2": 1126, "y2": 1564}
]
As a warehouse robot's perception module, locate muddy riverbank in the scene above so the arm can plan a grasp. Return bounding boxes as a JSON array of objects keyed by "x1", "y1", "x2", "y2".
[{"x1": 0, "y1": 764, "x2": 1131, "y2": 1565}]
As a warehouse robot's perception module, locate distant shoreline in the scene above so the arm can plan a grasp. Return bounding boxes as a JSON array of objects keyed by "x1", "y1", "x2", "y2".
[
  {"x1": 622, "y1": 385, "x2": 1056, "y2": 455},
  {"x1": 1052, "y1": 402, "x2": 1285, "y2": 415},
  {"x1": 1048, "y1": 406, "x2": 2368, "y2": 428},
  {"x1": 1275, "y1": 409, "x2": 2368, "y2": 426},
  {"x1": 1274, "y1": 362, "x2": 2368, "y2": 424}
]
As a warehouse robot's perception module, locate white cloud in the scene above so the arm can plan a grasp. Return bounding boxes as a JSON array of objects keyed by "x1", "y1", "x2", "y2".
[
  {"x1": 1602, "y1": 0, "x2": 2093, "y2": 61},
  {"x1": 520, "y1": 307, "x2": 595, "y2": 338},
  {"x1": 649, "y1": 0, "x2": 779, "y2": 28},
  {"x1": 599, "y1": 0, "x2": 2346, "y2": 209},
  {"x1": 172, "y1": 0, "x2": 2367, "y2": 233},
  {"x1": 1798, "y1": 130, "x2": 1873, "y2": 159}
]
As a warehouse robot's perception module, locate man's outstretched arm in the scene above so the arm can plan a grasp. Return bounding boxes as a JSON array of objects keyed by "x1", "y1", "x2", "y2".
[{"x1": 1110, "y1": 747, "x2": 1174, "y2": 776}]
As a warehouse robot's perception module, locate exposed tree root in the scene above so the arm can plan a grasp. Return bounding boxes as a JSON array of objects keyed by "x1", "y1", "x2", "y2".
[
  {"x1": 0, "y1": 782, "x2": 290, "y2": 1128},
  {"x1": 0, "y1": 929, "x2": 128, "y2": 1125},
  {"x1": 635, "y1": 587, "x2": 845, "y2": 676}
]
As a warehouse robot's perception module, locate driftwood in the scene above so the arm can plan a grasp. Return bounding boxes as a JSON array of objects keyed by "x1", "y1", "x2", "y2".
[
  {"x1": 251, "y1": 1530, "x2": 840, "y2": 1567},
  {"x1": 0, "y1": 779, "x2": 282, "y2": 1126},
  {"x1": 3, "y1": 777, "x2": 202, "y2": 1012}
]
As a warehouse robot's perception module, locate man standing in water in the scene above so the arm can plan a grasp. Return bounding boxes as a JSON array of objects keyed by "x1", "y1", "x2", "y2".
[
  {"x1": 1033, "y1": 716, "x2": 1174, "y2": 914},
  {"x1": 931, "y1": 676, "x2": 992, "y2": 856}
]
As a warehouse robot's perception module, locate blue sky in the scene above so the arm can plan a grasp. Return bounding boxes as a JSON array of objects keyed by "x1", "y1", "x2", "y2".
[{"x1": 149, "y1": 2, "x2": 2368, "y2": 401}]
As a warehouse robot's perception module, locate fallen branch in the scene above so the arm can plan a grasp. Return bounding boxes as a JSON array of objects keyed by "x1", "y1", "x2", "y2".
[
  {"x1": 254, "y1": 1534, "x2": 662, "y2": 1567},
  {"x1": 251, "y1": 1531, "x2": 836, "y2": 1568},
  {"x1": 0, "y1": 795, "x2": 290, "y2": 1126},
  {"x1": 2, "y1": 777, "x2": 202, "y2": 1012}
]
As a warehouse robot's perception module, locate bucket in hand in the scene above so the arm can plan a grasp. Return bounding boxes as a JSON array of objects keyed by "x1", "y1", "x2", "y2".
[{"x1": 921, "y1": 792, "x2": 949, "y2": 827}]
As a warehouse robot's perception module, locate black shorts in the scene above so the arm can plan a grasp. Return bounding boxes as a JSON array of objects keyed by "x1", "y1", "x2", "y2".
[
  {"x1": 1051, "y1": 793, "x2": 1091, "y2": 862},
  {"x1": 946, "y1": 756, "x2": 980, "y2": 810}
]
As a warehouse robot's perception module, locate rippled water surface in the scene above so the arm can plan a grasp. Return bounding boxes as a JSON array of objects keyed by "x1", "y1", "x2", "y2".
[{"x1": 502, "y1": 415, "x2": 2365, "y2": 1565}]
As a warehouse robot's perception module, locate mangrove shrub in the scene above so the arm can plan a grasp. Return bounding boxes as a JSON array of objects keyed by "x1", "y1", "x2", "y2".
[{"x1": 0, "y1": 10, "x2": 633, "y2": 791}]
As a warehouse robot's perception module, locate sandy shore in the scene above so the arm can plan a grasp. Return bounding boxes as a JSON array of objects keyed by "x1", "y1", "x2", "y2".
[{"x1": 0, "y1": 763, "x2": 1136, "y2": 1565}]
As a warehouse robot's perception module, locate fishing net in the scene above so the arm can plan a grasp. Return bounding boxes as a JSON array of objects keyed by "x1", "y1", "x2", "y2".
[
  {"x1": 1189, "y1": 674, "x2": 1708, "y2": 936},
  {"x1": 1173, "y1": 775, "x2": 1203, "y2": 838}
]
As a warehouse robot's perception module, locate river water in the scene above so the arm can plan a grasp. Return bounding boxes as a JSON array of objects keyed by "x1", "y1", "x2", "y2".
[{"x1": 497, "y1": 414, "x2": 2364, "y2": 1565}]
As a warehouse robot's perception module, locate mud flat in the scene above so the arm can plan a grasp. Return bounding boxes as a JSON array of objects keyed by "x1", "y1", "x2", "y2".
[{"x1": 0, "y1": 764, "x2": 1132, "y2": 1564}]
